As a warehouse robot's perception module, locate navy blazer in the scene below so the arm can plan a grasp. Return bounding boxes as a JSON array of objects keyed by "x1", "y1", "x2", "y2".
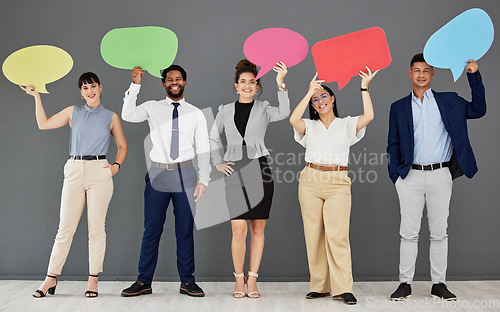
[{"x1": 387, "y1": 71, "x2": 486, "y2": 183}]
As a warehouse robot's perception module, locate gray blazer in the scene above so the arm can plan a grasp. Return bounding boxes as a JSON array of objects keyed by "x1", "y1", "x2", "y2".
[{"x1": 210, "y1": 90, "x2": 290, "y2": 164}]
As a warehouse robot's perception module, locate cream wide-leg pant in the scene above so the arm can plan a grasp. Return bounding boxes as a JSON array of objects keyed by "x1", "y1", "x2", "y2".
[
  {"x1": 47, "y1": 159, "x2": 113, "y2": 274},
  {"x1": 298, "y1": 165, "x2": 353, "y2": 297}
]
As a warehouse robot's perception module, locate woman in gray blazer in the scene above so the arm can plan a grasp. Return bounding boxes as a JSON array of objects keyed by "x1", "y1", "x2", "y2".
[{"x1": 210, "y1": 59, "x2": 289, "y2": 298}]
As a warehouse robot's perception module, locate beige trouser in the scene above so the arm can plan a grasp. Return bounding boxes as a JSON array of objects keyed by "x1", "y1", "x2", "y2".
[
  {"x1": 298, "y1": 165, "x2": 353, "y2": 296},
  {"x1": 47, "y1": 159, "x2": 113, "y2": 274}
]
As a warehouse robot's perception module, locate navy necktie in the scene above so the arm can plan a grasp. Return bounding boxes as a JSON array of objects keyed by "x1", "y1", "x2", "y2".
[{"x1": 170, "y1": 102, "x2": 180, "y2": 161}]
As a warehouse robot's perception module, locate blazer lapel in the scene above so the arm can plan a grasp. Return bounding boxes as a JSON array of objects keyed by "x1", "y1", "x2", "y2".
[
  {"x1": 404, "y1": 93, "x2": 414, "y2": 145},
  {"x1": 433, "y1": 90, "x2": 449, "y2": 129},
  {"x1": 227, "y1": 102, "x2": 242, "y2": 139},
  {"x1": 230, "y1": 101, "x2": 256, "y2": 141},
  {"x1": 243, "y1": 101, "x2": 258, "y2": 140}
]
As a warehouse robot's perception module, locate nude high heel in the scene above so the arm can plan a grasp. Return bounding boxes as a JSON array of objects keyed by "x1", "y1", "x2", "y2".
[
  {"x1": 246, "y1": 271, "x2": 260, "y2": 298},
  {"x1": 232, "y1": 272, "x2": 245, "y2": 298}
]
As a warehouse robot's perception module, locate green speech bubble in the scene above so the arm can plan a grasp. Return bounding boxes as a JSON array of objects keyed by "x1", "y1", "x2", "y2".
[
  {"x1": 100, "y1": 26, "x2": 178, "y2": 78},
  {"x1": 2, "y1": 45, "x2": 73, "y2": 93}
]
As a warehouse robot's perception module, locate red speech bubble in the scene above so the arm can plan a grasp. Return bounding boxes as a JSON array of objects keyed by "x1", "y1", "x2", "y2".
[
  {"x1": 244, "y1": 28, "x2": 309, "y2": 80},
  {"x1": 312, "y1": 27, "x2": 391, "y2": 90}
]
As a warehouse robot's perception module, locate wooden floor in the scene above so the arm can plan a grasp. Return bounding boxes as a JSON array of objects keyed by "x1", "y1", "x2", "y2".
[{"x1": 1, "y1": 280, "x2": 499, "y2": 312}]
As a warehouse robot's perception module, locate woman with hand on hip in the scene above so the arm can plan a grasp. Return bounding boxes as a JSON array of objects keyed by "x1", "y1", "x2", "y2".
[
  {"x1": 210, "y1": 59, "x2": 290, "y2": 298},
  {"x1": 289, "y1": 68, "x2": 377, "y2": 305},
  {"x1": 21, "y1": 72, "x2": 127, "y2": 298}
]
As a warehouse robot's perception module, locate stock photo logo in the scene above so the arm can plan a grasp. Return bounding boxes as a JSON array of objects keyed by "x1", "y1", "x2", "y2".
[{"x1": 142, "y1": 108, "x2": 388, "y2": 230}]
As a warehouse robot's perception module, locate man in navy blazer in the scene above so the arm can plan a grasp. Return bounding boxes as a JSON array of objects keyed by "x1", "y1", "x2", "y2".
[{"x1": 387, "y1": 53, "x2": 486, "y2": 301}]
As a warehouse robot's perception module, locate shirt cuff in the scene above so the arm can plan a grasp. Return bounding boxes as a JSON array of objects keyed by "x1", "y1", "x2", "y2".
[
  {"x1": 198, "y1": 177, "x2": 210, "y2": 187},
  {"x1": 127, "y1": 82, "x2": 141, "y2": 93}
]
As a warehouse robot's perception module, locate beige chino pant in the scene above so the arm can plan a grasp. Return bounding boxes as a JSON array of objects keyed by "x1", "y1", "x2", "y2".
[
  {"x1": 298, "y1": 165, "x2": 353, "y2": 296},
  {"x1": 47, "y1": 159, "x2": 113, "y2": 274}
]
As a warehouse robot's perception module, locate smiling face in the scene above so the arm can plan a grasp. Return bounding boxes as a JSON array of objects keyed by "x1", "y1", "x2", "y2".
[
  {"x1": 311, "y1": 89, "x2": 335, "y2": 116},
  {"x1": 409, "y1": 61, "x2": 434, "y2": 91},
  {"x1": 80, "y1": 80, "x2": 102, "y2": 105},
  {"x1": 163, "y1": 70, "x2": 186, "y2": 100},
  {"x1": 234, "y1": 72, "x2": 259, "y2": 102}
]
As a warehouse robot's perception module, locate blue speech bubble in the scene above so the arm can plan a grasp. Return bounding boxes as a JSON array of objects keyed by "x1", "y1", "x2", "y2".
[{"x1": 423, "y1": 8, "x2": 494, "y2": 81}]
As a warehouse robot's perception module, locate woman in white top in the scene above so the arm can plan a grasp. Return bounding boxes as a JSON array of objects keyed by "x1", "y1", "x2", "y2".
[{"x1": 289, "y1": 68, "x2": 377, "y2": 305}]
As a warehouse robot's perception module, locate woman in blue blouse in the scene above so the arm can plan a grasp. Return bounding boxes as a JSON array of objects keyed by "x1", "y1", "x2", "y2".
[{"x1": 20, "y1": 72, "x2": 127, "y2": 298}]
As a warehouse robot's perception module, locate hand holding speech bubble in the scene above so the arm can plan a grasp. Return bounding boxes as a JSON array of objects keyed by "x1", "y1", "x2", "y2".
[
  {"x1": 2, "y1": 45, "x2": 73, "y2": 93},
  {"x1": 100, "y1": 26, "x2": 178, "y2": 78},
  {"x1": 312, "y1": 27, "x2": 391, "y2": 90},
  {"x1": 243, "y1": 28, "x2": 308, "y2": 80},
  {"x1": 423, "y1": 8, "x2": 494, "y2": 82}
]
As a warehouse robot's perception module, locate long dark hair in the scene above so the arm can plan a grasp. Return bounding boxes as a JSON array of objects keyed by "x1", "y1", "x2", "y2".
[{"x1": 308, "y1": 85, "x2": 338, "y2": 120}]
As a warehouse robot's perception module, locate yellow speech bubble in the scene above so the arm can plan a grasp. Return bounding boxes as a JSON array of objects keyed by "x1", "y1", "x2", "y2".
[{"x1": 2, "y1": 45, "x2": 73, "y2": 93}]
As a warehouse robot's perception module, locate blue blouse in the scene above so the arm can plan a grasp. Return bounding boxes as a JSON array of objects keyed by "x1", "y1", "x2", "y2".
[{"x1": 69, "y1": 104, "x2": 113, "y2": 156}]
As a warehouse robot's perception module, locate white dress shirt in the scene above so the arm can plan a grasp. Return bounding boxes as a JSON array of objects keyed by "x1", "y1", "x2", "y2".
[
  {"x1": 122, "y1": 82, "x2": 211, "y2": 186},
  {"x1": 293, "y1": 116, "x2": 365, "y2": 166}
]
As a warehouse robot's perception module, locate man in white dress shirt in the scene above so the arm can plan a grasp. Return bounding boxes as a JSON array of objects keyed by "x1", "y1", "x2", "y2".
[{"x1": 120, "y1": 65, "x2": 210, "y2": 297}]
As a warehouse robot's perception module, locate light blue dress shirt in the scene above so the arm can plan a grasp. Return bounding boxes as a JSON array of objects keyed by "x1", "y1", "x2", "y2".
[{"x1": 411, "y1": 88, "x2": 453, "y2": 164}]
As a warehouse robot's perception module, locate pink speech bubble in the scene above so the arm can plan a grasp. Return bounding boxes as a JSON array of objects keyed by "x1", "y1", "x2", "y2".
[
  {"x1": 244, "y1": 28, "x2": 309, "y2": 80},
  {"x1": 312, "y1": 27, "x2": 391, "y2": 90}
]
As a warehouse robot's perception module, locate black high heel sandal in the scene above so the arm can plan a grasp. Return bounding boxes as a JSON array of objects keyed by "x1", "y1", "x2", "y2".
[
  {"x1": 33, "y1": 274, "x2": 57, "y2": 298},
  {"x1": 85, "y1": 274, "x2": 99, "y2": 298}
]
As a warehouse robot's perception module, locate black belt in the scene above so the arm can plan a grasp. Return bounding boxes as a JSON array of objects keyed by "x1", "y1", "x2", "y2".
[
  {"x1": 411, "y1": 162, "x2": 449, "y2": 171},
  {"x1": 151, "y1": 160, "x2": 192, "y2": 170},
  {"x1": 69, "y1": 155, "x2": 106, "y2": 160}
]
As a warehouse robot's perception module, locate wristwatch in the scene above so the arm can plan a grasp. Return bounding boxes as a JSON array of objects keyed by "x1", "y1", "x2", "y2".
[
  {"x1": 278, "y1": 82, "x2": 286, "y2": 91},
  {"x1": 360, "y1": 87, "x2": 370, "y2": 92}
]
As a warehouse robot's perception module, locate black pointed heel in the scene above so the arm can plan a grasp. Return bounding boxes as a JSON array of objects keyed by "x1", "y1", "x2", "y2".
[
  {"x1": 33, "y1": 274, "x2": 57, "y2": 298},
  {"x1": 85, "y1": 274, "x2": 99, "y2": 298}
]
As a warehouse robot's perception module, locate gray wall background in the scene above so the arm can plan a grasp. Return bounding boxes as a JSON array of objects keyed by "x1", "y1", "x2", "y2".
[{"x1": 1, "y1": 0, "x2": 499, "y2": 282}]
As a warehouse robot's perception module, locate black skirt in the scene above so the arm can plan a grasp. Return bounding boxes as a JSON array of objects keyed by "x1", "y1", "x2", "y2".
[{"x1": 224, "y1": 155, "x2": 274, "y2": 220}]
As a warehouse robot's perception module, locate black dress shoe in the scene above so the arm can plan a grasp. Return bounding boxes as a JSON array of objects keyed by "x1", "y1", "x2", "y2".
[
  {"x1": 333, "y1": 292, "x2": 357, "y2": 304},
  {"x1": 121, "y1": 281, "x2": 152, "y2": 297},
  {"x1": 431, "y1": 283, "x2": 456, "y2": 301},
  {"x1": 306, "y1": 291, "x2": 330, "y2": 299},
  {"x1": 180, "y1": 282, "x2": 205, "y2": 297},
  {"x1": 390, "y1": 282, "x2": 412, "y2": 301}
]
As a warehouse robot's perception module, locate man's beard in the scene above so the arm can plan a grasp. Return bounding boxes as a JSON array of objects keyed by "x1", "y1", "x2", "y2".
[{"x1": 166, "y1": 85, "x2": 184, "y2": 99}]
